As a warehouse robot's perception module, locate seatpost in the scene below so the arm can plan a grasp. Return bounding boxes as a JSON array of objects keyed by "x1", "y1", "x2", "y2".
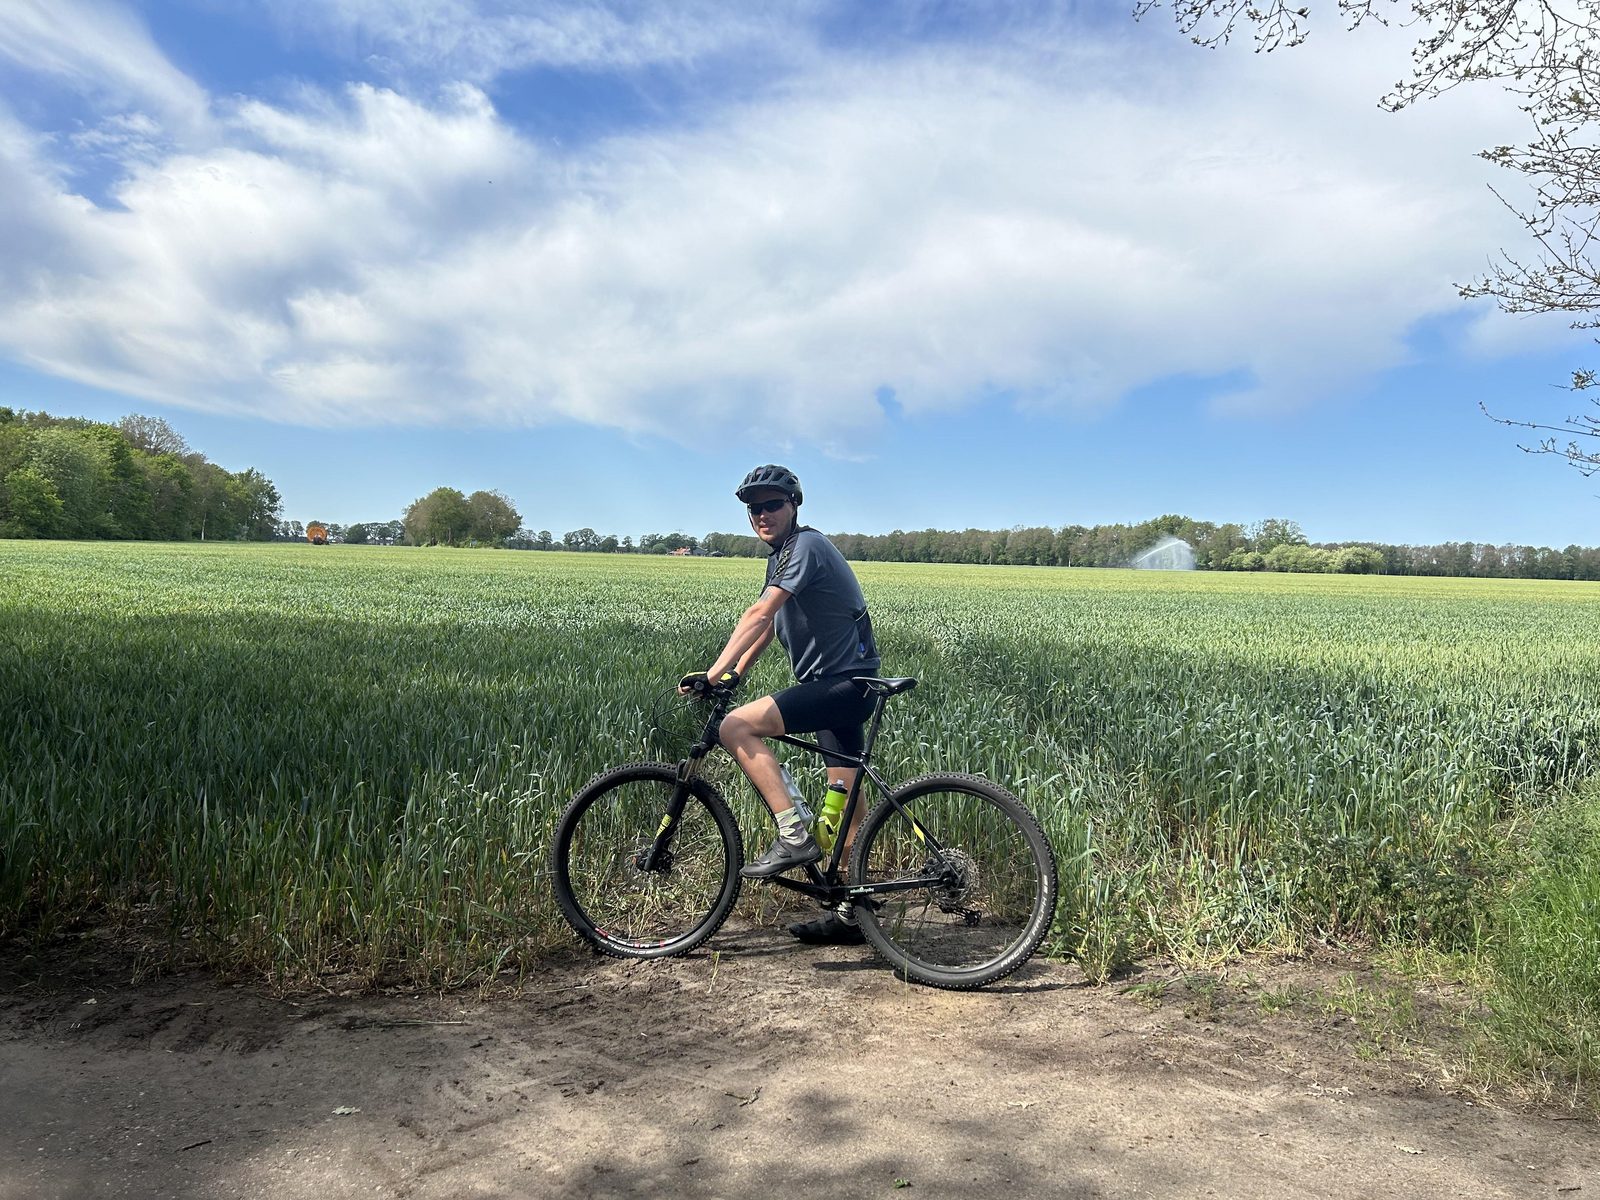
[{"x1": 858, "y1": 691, "x2": 890, "y2": 769}]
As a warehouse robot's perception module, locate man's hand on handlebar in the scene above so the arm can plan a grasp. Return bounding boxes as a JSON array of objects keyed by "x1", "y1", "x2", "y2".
[{"x1": 678, "y1": 668, "x2": 740, "y2": 696}]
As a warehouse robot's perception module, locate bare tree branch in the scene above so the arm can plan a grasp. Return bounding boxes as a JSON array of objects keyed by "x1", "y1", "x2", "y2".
[
  {"x1": 1481, "y1": 398, "x2": 1600, "y2": 473},
  {"x1": 1140, "y1": 0, "x2": 1600, "y2": 477}
]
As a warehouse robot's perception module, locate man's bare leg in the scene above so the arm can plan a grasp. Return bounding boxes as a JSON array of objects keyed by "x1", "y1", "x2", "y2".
[
  {"x1": 718, "y1": 696, "x2": 789, "y2": 811},
  {"x1": 721, "y1": 697, "x2": 822, "y2": 878}
]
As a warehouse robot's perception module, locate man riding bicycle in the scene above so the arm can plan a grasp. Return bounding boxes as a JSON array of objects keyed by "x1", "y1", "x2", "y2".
[{"x1": 679, "y1": 464, "x2": 881, "y2": 945}]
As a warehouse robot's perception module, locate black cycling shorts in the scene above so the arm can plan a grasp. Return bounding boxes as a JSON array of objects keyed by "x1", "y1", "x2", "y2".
[{"x1": 771, "y1": 675, "x2": 876, "y2": 768}]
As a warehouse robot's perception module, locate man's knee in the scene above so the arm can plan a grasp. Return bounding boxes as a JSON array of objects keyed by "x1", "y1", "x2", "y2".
[
  {"x1": 718, "y1": 711, "x2": 751, "y2": 750},
  {"x1": 720, "y1": 702, "x2": 781, "y2": 750}
]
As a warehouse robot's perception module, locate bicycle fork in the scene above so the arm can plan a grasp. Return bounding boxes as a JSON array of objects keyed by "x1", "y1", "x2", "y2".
[{"x1": 636, "y1": 740, "x2": 713, "y2": 872}]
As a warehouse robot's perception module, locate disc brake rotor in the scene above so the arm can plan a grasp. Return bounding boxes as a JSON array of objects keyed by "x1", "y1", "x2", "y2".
[
  {"x1": 627, "y1": 839, "x2": 674, "y2": 879},
  {"x1": 927, "y1": 848, "x2": 978, "y2": 914}
]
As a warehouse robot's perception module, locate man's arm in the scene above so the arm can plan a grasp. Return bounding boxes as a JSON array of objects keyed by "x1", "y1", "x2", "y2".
[
  {"x1": 732, "y1": 624, "x2": 774, "y2": 677},
  {"x1": 708, "y1": 585, "x2": 790, "y2": 680}
]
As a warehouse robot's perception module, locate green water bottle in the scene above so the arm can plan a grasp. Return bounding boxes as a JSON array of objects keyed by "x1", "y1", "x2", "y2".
[{"x1": 815, "y1": 781, "x2": 849, "y2": 852}]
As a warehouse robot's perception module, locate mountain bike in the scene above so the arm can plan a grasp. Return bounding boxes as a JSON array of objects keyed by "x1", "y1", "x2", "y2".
[{"x1": 550, "y1": 676, "x2": 1058, "y2": 990}]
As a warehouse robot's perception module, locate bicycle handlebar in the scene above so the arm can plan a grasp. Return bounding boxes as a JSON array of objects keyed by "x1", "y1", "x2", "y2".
[{"x1": 679, "y1": 669, "x2": 740, "y2": 701}]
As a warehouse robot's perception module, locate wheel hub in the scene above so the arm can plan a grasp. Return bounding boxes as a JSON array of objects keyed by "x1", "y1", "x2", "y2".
[
  {"x1": 629, "y1": 839, "x2": 674, "y2": 875},
  {"x1": 928, "y1": 848, "x2": 978, "y2": 914}
]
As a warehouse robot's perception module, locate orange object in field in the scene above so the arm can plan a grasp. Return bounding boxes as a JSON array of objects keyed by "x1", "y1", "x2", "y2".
[{"x1": 307, "y1": 523, "x2": 329, "y2": 545}]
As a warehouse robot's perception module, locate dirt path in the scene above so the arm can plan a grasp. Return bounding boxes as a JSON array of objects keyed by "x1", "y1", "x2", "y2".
[{"x1": 2, "y1": 925, "x2": 1595, "y2": 1200}]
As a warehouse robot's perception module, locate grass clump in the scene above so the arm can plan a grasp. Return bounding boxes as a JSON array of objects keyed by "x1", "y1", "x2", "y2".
[{"x1": 1480, "y1": 785, "x2": 1600, "y2": 1103}]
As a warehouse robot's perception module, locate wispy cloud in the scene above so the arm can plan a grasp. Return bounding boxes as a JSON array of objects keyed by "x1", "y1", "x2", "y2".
[
  {"x1": 0, "y1": 0, "x2": 210, "y2": 133},
  {"x1": 0, "y1": 1, "x2": 1565, "y2": 449},
  {"x1": 254, "y1": 0, "x2": 821, "y2": 81}
]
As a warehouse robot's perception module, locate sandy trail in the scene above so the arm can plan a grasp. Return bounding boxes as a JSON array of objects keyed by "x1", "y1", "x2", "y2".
[{"x1": 1, "y1": 924, "x2": 1594, "y2": 1199}]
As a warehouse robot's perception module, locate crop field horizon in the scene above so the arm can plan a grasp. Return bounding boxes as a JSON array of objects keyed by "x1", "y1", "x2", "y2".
[{"x1": 4, "y1": 541, "x2": 1598, "y2": 1039}]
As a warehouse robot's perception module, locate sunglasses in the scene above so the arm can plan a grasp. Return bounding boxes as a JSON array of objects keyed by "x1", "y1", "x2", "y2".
[{"x1": 746, "y1": 497, "x2": 790, "y2": 516}]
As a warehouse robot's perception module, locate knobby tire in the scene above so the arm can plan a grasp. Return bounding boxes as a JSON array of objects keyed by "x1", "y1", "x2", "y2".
[
  {"x1": 551, "y1": 762, "x2": 743, "y2": 959},
  {"x1": 851, "y1": 772, "x2": 1057, "y2": 989}
]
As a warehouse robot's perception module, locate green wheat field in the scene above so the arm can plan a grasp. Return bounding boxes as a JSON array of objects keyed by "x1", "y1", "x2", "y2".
[{"x1": 3, "y1": 541, "x2": 1598, "y2": 1082}]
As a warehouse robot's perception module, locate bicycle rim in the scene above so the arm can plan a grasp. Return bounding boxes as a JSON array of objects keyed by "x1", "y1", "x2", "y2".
[
  {"x1": 853, "y1": 773, "x2": 1056, "y2": 989},
  {"x1": 554, "y1": 764, "x2": 742, "y2": 958}
]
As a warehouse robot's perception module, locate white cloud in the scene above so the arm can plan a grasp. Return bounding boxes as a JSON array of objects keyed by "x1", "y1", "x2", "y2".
[
  {"x1": 255, "y1": 0, "x2": 821, "y2": 81},
  {"x1": 0, "y1": 2, "x2": 1569, "y2": 448},
  {"x1": 0, "y1": 0, "x2": 210, "y2": 134}
]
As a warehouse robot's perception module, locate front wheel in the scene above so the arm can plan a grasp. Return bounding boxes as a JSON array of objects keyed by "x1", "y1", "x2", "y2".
[
  {"x1": 851, "y1": 773, "x2": 1057, "y2": 989},
  {"x1": 552, "y1": 762, "x2": 743, "y2": 959}
]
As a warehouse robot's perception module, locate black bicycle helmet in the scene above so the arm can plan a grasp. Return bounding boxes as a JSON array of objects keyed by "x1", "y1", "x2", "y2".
[{"x1": 735, "y1": 464, "x2": 803, "y2": 505}]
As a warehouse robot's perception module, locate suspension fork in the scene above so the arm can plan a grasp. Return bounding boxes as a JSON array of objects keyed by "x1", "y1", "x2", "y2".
[{"x1": 637, "y1": 700, "x2": 725, "y2": 872}]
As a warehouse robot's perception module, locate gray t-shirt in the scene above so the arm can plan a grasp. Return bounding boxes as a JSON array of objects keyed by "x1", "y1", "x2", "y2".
[{"x1": 765, "y1": 528, "x2": 881, "y2": 681}]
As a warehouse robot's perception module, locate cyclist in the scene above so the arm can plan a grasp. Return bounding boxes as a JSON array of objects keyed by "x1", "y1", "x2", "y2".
[{"x1": 679, "y1": 463, "x2": 880, "y2": 945}]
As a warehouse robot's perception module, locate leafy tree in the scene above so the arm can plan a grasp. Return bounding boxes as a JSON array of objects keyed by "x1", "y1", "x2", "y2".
[
  {"x1": 702, "y1": 530, "x2": 761, "y2": 557},
  {"x1": 345, "y1": 523, "x2": 369, "y2": 544},
  {"x1": 0, "y1": 466, "x2": 64, "y2": 537},
  {"x1": 357, "y1": 519, "x2": 404, "y2": 545},
  {"x1": 1222, "y1": 549, "x2": 1268, "y2": 571},
  {"x1": 1249, "y1": 518, "x2": 1306, "y2": 554},
  {"x1": 0, "y1": 418, "x2": 22, "y2": 460},
  {"x1": 562, "y1": 527, "x2": 600, "y2": 551},
  {"x1": 131, "y1": 453, "x2": 190, "y2": 539},
  {"x1": 466, "y1": 489, "x2": 521, "y2": 543},
  {"x1": 232, "y1": 467, "x2": 282, "y2": 540},
  {"x1": 78, "y1": 425, "x2": 152, "y2": 538},
  {"x1": 0, "y1": 410, "x2": 278, "y2": 542},
  {"x1": 1004, "y1": 526, "x2": 1055, "y2": 567},
  {"x1": 405, "y1": 487, "x2": 472, "y2": 545},
  {"x1": 190, "y1": 461, "x2": 240, "y2": 540},
  {"x1": 1333, "y1": 545, "x2": 1385, "y2": 574},
  {"x1": 639, "y1": 531, "x2": 699, "y2": 554},
  {"x1": 117, "y1": 414, "x2": 190, "y2": 458},
  {"x1": 28, "y1": 427, "x2": 111, "y2": 537},
  {"x1": 1266, "y1": 543, "x2": 1333, "y2": 572}
]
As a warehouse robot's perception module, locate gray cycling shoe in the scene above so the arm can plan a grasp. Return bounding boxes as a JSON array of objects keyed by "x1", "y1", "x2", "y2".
[{"x1": 740, "y1": 834, "x2": 822, "y2": 879}]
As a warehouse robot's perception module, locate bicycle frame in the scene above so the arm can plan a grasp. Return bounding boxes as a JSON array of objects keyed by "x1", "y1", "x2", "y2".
[{"x1": 639, "y1": 682, "x2": 951, "y2": 909}]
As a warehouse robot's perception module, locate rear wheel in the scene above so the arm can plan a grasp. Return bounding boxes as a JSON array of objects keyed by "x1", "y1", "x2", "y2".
[
  {"x1": 552, "y1": 763, "x2": 743, "y2": 958},
  {"x1": 851, "y1": 773, "x2": 1056, "y2": 989}
]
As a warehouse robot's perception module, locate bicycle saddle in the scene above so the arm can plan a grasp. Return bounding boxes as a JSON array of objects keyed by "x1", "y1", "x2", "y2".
[{"x1": 853, "y1": 676, "x2": 918, "y2": 695}]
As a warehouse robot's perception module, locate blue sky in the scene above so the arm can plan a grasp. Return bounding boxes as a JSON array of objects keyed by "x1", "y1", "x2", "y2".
[{"x1": 1, "y1": 0, "x2": 1596, "y2": 547}]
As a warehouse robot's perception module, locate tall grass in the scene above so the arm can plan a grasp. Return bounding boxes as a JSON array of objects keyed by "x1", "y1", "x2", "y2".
[
  {"x1": 1480, "y1": 784, "x2": 1600, "y2": 1092},
  {"x1": 3, "y1": 542, "x2": 1598, "y2": 1001}
]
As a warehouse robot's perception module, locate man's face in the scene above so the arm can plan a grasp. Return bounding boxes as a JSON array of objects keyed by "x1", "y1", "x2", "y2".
[{"x1": 745, "y1": 488, "x2": 796, "y2": 546}]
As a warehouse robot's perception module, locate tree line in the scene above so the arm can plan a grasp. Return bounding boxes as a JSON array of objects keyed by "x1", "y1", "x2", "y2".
[
  {"x1": 6, "y1": 411, "x2": 1595, "y2": 581},
  {"x1": 0, "y1": 409, "x2": 281, "y2": 541},
  {"x1": 523, "y1": 515, "x2": 1600, "y2": 581}
]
